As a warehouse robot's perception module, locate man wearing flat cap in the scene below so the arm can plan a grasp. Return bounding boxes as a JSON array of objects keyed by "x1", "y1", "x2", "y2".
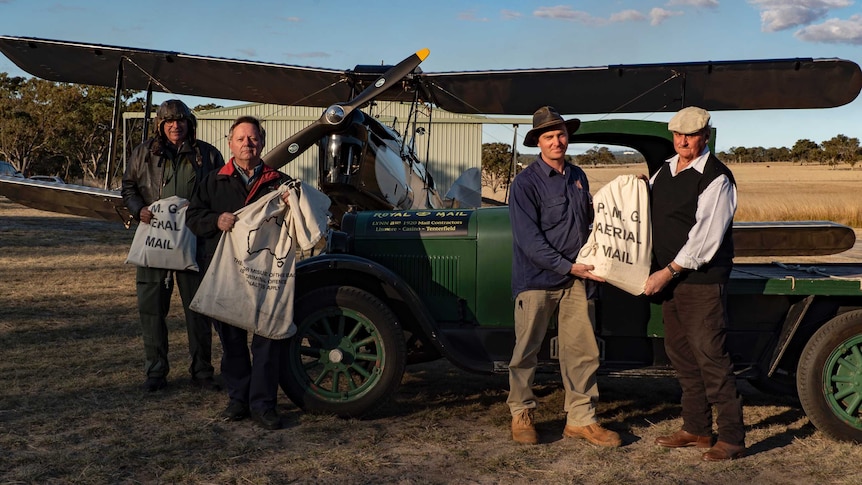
[
  {"x1": 507, "y1": 106, "x2": 620, "y2": 447},
  {"x1": 644, "y1": 106, "x2": 745, "y2": 460}
]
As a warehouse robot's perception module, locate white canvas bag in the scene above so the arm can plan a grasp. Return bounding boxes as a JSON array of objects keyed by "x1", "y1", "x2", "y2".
[
  {"x1": 286, "y1": 180, "x2": 332, "y2": 251},
  {"x1": 125, "y1": 195, "x2": 198, "y2": 271},
  {"x1": 190, "y1": 182, "x2": 331, "y2": 340},
  {"x1": 576, "y1": 174, "x2": 652, "y2": 295}
]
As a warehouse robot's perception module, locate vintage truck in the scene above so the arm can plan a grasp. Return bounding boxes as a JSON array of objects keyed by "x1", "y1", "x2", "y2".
[{"x1": 281, "y1": 120, "x2": 862, "y2": 443}]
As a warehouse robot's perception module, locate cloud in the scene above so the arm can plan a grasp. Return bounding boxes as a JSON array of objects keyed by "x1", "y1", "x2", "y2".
[
  {"x1": 501, "y1": 9, "x2": 523, "y2": 20},
  {"x1": 238, "y1": 48, "x2": 257, "y2": 58},
  {"x1": 281, "y1": 16, "x2": 301, "y2": 22},
  {"x1": 457, "y1": 9, "x2": 489, "y2": 22},
  {"x1": 283, "y1": 51, "x2": 331, "y2": 59},
  {"x1": 610, "y1": 9, "x2": 645, "y2": 22},
  {"x1": 650, "y1": 7, "x2": 684, "y2": 25},
  {"x1": 795, "y1": 14, "x2": 862, "y2": 43},
  {"x1": 534, "y1": 5, "x2": 605, "y2": 25},
  {"x1": 749, "y1": 0, "x2": 853, "y2": 32},
  {"x1": 667, "y1": 0, "x2": 719, "y2": 7},
  {"x1": 533, "y1": 5, "x2": 690, "y2": 26}
]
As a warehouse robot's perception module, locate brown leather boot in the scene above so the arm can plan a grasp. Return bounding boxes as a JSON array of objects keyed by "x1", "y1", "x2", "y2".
[
  {"x1": 563, "y1": 422, "x2": 622, "y2": 447},
  {"x1": 702, "y1": 441, "x2": 746, "y2": 461},
  {"x1": 511, "y1": 409, "x2": 538, "y2": 445},
  {"x1": 655, "y1": 429, "x2": 713, "y2": 448}
]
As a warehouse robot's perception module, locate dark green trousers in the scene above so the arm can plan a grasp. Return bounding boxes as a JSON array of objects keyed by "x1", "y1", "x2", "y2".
[{"x1": 135, "y1": 266, "x2": 214, "y2": 379}]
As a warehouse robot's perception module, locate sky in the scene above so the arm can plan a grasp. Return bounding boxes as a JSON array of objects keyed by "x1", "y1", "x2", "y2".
[{"x1": 2, "y1": 0, "x2": 862, "y2": 153}]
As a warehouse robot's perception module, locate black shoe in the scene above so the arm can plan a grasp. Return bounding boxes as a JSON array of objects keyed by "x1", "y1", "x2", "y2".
[
  {"x1": 251, "y1": 408, "x2": 281, "y2": 430},
  {"x1": 221, "y1": 400, "x2": 250, "y2": 421},
  {"x1": 142, "y1": 377, "x2": 167, "y2": 392},
  {"x1": 190, "y1": 376, "x2": 222, "y2": 392}
]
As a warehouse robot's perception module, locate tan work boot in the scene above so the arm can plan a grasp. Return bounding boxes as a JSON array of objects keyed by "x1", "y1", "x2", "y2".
[
  {"x1": 563, "y1": 422, "x2": 622, "y2": 447},
  {"x1": 511, "y1": 409, "x2": 538, "y2": 444}
]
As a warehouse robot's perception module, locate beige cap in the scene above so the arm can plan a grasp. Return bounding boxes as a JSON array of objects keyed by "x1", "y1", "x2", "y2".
[{"x1": 668, "y1": 106, "x2": 710, "y2": 135}]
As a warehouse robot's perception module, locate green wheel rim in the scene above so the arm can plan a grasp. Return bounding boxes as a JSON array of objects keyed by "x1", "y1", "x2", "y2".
[
  {"x1": 290, "y1": 308, "x2": 385, "y2": 403},
  {"x1": 823, "y1": 334, "x2": 862, "y2": 430}
]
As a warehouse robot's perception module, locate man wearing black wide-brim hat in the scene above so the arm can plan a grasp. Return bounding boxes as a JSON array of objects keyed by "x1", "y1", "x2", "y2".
[{"x1": 506, "y1": 106, "x2": 621, "y2": 447}]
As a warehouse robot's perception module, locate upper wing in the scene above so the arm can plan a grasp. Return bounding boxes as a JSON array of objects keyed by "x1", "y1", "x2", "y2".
[
  {"x1": 0, "y1": 176, "x2": 131, "y2": 224},
  {"x1": 425, "y1": 58, "x2": 862, "y2": 115},
  {"x1": 1, "y1": 36, "x2": 859, "y2": 115},
  {"x1": 0, "y1": 35, "x2": 349, "y2": 107}
]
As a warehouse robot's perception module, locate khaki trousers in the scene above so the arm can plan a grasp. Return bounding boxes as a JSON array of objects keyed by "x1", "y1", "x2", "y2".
[{"x1": 507, "y1": 280, "x2": 600, "y2": 426}]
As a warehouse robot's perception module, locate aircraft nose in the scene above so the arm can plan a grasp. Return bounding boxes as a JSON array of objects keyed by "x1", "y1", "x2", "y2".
[{"x1": 325, "y1": 105, "x2": 346, "y2": 124}]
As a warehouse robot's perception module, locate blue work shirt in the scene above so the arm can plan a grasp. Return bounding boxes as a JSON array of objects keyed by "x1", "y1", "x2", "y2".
[{"x1": 509, "y1": 155, "x2": 593, "y2": 298}]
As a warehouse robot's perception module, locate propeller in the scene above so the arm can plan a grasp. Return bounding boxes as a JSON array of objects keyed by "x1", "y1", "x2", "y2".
[{"x1": 264, "y1": 48, "x2": 430, "y2": 170}]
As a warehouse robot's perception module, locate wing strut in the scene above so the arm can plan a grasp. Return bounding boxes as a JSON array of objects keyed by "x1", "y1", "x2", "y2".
[
  {"x1": 105, "y1": 59, "x2": 123, "y2": 191},
  {"x1": 142, "y1": 81, "x2": 153, "y2": 142},
  {"x1": 505, "y1": 124, "x2": 518, "y2": 204}
]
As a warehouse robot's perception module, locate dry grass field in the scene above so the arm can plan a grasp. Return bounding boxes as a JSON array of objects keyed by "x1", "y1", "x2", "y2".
[
  {"x1": 2, "y1": 162, "x2": 862, "y2": 484},
  {"x1": 487, "y1": 161, "x2": 862, "y2": 228}
]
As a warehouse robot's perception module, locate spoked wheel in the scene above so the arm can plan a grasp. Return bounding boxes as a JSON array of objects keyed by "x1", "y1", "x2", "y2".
[
  {"x1": 797, "y1": 310, "x2": 862, "y2": 442},
  {"x1": 281, "y1": 285, "x2": 406, "y2": 417}
]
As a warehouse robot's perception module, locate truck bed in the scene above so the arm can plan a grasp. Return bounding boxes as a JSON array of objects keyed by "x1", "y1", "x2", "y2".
[{"x1": 731, "y1": 262, "x2": 862, "y2": 295}]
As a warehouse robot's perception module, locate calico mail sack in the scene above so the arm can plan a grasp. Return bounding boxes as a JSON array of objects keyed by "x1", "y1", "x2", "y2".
[
  {"x1": 125, "y1": 195, "x2": 198, "y2": 271},
  {"x1": 190, "y1": 182, "x2": 331, "y2": 339},
  {"x1": 576, "y1": 174, "x2": 651, "y2": 295}
]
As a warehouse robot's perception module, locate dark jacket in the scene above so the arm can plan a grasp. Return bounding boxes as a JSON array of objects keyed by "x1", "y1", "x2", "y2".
[
  {"x1": 186, "y1": 160, "x2": 292, "y2": 270},
  {"x1": 121, "y1": 137, "x2": 224, "y2": 221},
  {"x1": 509, "y1": 156, "x2": 593, "y2": 298}
]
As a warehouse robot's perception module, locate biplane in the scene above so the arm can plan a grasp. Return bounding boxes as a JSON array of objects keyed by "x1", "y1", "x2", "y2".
[{"x1": 0, "y1": 35, "x2": 860, "y2": 249}]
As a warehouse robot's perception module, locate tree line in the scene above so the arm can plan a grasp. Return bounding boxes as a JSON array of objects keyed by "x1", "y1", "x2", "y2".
[
  {"x1": 719, "y1": 136, "x2": 860, "y2": 168},
  {"x1": 0, "y1": 74, "x2": 222, "y2": 186},
  {"x1": 1, "y1": 74, "x2": 135, "y2": 184},
  {"x1": 482, "y1": 134, "x2": 862, "y2": 191}
]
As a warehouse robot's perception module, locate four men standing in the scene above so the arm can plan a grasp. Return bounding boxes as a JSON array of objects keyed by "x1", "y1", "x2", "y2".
[{"x1": 120, "y1": 100, "x2": 745, "y2": 453}]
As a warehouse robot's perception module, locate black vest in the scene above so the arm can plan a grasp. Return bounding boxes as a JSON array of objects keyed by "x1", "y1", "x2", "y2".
[{"x1": 651, "y1": 154, "x2": 735, "y2": 284}]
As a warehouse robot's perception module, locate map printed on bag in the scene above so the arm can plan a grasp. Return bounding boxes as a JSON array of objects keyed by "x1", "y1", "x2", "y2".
[
  {"x1": 576, "y1": 174, "x2": 652, "y2": 296},
  {"x1": 246, "y1": 211, "x2": 292, "y2": 269}
]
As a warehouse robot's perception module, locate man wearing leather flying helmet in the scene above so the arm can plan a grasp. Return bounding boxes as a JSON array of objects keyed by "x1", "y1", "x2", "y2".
[{"x1": 121, "y1": 99, "x2": 224, "y2": 393}]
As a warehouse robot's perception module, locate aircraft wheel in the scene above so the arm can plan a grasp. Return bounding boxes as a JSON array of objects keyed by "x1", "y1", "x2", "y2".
[
  {"x1": 281, "y1": 285, "x2": 406, "y2": 418},
  {"x1": 797, "y1": 310, "x2": 862, "y2": 442}
]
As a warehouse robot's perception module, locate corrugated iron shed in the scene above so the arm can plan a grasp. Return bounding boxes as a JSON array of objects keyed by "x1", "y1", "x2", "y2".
[{"x1": 125, "y1": 102, "x2": 484, "y2": 194}]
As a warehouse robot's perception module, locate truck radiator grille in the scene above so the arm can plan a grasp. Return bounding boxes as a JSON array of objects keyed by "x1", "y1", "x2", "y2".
[{"x1": 372, "y1": 254, "x2": 459, "y2": 297}]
